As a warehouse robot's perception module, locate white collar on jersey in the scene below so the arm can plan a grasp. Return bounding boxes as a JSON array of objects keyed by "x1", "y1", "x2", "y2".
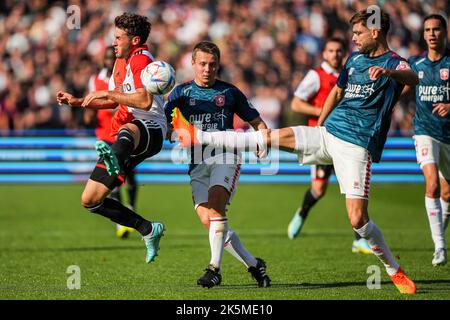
[
  {"x1": 98, "y1": 68, "x2": 109, "y2": 81},
  {"x1": 321, "y1": 61, "x2": 340, "y2": 77}
]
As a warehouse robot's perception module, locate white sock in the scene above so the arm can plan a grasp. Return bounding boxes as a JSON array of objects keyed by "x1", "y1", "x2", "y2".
[
  {"x1": 441, "y1": 198, "x2": 450, "y2": 231},
  {"x1": 224, "y1": 227, "x2": 257, "y2": 268},
  {"x1": 354, "y1": 220, "x2": 399, "y2": 276},
  {"x1": 209, "y1": 217, "x2": 228, "y2": 270},
  {"x1": 198, "y1": 130, "x2": 265, "y2": 152},
  {"x1": 425, "y1": 197, "x2": 445, "y2": 250}
]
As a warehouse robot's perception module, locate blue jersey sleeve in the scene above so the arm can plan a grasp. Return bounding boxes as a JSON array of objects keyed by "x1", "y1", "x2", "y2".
[
  {"x1": 387, "y1": 55, "x2": 408, "y2": 71},
  {"x1": 164, "y1": 85, "x2": 183, "y2": 124},
  {"x1": 336, "y1": 67, "x2": 349, "y2": 89},
  {"x1": 337, "y1": 52, "x2": 360, "y2": 89},
  {"x1": 232, "y1": 87, "x2": 260, "y2": 122}
]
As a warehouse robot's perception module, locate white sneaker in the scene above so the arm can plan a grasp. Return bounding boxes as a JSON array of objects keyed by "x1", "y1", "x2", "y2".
[{"x1": 432, "y1": 248, "x2": 447, "y2": 266}]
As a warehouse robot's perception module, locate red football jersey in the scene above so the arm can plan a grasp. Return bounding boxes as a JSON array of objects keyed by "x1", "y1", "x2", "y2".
[
  {"x1": 307, "y1": 66, "x2": 338, "y2": 127},
  {"x1": 89, "y1": 69, "x2": 115, "y2": 143},
  {"x1": 110, "y1": 45, "x2": 157, "y2": 136}
]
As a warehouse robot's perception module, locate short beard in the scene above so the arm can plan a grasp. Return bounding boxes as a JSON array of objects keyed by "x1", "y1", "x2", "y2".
[{"x1": 359, "y1": 40, "x2": 378, "y2": 55}]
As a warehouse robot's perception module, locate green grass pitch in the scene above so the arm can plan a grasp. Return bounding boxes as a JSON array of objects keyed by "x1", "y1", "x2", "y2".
[{"x1": 0, "y1": 183, "x2": 449, "y2": 300}]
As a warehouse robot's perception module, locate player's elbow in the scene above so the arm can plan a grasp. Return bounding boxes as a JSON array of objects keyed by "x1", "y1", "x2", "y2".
[
  {"x1": 290, "y1": 100, "x2": 298, "y2": 112},
  {"x1": 410, "y1": 75, "x2": 419, "y2": 86},
  {"x1": 290, "y1": 98, "x2": 303, "y2": 113},
  {"x1": 138, "y1": 94, "x2": 153, "y2": 111},
  {"x1": 402, "y1": 71, "x2": 419, "y2": 86}
]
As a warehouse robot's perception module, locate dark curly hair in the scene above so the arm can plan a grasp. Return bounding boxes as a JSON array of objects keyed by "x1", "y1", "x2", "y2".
[{"x1": 114, "y1": 13, "x2": 151, "y2": 45}]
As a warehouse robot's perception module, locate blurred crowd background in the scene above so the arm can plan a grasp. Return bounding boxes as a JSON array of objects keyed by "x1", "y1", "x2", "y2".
[{"x1": 0, "y1": 0, "x2": 449, "y2": 133}]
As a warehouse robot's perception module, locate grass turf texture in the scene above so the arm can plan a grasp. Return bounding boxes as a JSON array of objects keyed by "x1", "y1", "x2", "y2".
[{"x1": 0, "y1": 184, "x2": 449, "y2": 300}]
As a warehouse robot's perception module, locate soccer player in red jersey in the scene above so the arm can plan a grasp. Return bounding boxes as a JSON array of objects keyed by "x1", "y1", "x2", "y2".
[
  {"x1": 84, "y1": 46, "x2": 138, "y2": 239},
  {"x1": 57, "y1": 13, "x2": 165, "y2": 264}
]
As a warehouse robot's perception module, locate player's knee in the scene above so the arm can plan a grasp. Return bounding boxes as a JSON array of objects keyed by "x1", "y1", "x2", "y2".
[
  {"x1": 120, "y1": 124, "x2": 139, "y2": 145},
  {"x1": 348, "y1": 209, "x2": 366, "y2": 229},
  {"x1": 81, "y1": 192, "x2": 102, "y2": 210},
  {"x1": 314, "y1": 187, "x2": 327, "y2": 198},
  {"x1": 198, "y1": 214, "x2": 210, "y2": 229},
  {"x1": 425, "y1": 181, "x2": 440, "y2": 198}
]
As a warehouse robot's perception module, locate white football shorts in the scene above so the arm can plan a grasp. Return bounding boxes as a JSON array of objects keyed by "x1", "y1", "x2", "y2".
[
  {"x1": 189, "y1": 156, "x2": 241, "y2": 209},
  {"x1": 413, "y1": 135, "x2": 450, "y2": 180},
  {"x1": 291, "y1": 126, "x2": 372, "y2": 199}
]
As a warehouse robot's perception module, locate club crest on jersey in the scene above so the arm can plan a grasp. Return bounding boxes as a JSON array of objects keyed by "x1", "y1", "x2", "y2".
[
  {"x1": 189, "y1": 98, "x2": 196, "y2": 106},
  {"x1": 349, "y1": 67, "x2": 354, "y2": 75},
  {"x1": 440, "y1": 68, "x2": 449, "y2": 80},
  {"x1": 395, "y1": 61, "x2": 409, "y2": 71},
  {"x1": 215, "y1": 95, "x2": 225, "y2": 107},
  {"x1": 418, "y1": 71, "x2": 424, "y2": 79}
]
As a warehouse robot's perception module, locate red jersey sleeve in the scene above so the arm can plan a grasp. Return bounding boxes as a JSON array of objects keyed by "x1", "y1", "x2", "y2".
[{"x1": 130, "y1": 54, "x2": 152, "y2": 89}]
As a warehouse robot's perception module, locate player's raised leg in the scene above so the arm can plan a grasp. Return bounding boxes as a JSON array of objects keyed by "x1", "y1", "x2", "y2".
[{"x1": 172, "y1": 110, "x2": 300, "y2": 154}]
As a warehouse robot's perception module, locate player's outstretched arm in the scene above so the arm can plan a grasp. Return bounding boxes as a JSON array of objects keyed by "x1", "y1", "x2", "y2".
[
  {"x1": 84, "y1": 88, "x2": 153, "y2": 111},
  {"x1": 56, "y1": 90, "x2": 117, "y2": 109},
  {"x1": 317, "y1": 85, "x2": 344, "y2": 126}
]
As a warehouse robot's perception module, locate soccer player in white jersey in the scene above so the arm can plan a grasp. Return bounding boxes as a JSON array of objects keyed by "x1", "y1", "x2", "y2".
[
  {"x1": 57, "y1": 13, "x2": 165, "y2": 265},
  {"x1": 173, "y1": 9, "x2": 419, "y2": 294},
  {"x1": 407, "y1": 14, "x2": 450, "y2": 266}
]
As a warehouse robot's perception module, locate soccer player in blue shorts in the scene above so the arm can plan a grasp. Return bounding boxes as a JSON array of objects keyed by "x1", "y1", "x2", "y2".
[
  {"x1": 173, "y1": 9, "x2": 419, "y2": 294},
  {"x1": 407, "y1": 14, "x2": 450, "y2": 266},
  {"x1": 165, "y1": 41, "x2": 271, "y2": 288}
]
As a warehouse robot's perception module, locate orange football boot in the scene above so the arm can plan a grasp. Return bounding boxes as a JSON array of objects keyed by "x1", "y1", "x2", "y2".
[
  {"x1": 171, "y1": 108, "x2": 199, "y2": 147},
  {"x1": 389, "y1": 267, "x2": 416, "y2": 294}
]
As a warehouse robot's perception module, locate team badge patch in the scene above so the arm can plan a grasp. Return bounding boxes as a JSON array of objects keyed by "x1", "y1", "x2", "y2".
[
  {"x1": 440, "y1": 68, "x2": 449, "y2": 80},
  {"x1": 189, "y1": 98, "x2": 196, "y2": 106},
  {"x1": 349, "y1": 67, "x2": 354, "y2": 75},
  {"x1": 418, "y1": 71, "x2": 424, "y2": 79},
  {"x1": 215, "y1": 95, "x2": 225, "y2": 107},
  {"x1": 395, "y1": 61, "x2": 410, "y2": 71}
]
